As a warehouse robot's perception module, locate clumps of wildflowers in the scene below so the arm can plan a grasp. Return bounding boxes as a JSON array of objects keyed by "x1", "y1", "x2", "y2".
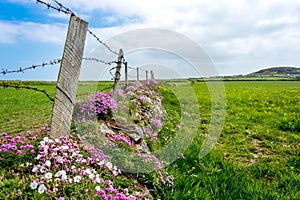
[
  {"x1": 80, "y1": 92, "x2": 118, "y2": 120},
  {"x1": 106, "y1": 131, "x2": 132, "y2": 147},
  {"x1": 31, "y1": 133, "x2": 119, "y2": 192},
  {"x1": 116, "y1": 81, "x2": 166, "y2": 143},
  {"x1": 0, "y1": 125, "x2": 51, "y2": 164}
]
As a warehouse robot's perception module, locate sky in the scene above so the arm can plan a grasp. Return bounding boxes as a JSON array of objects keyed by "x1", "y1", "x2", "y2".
[{"x1": 1, "y1": 0, "x2": 300, "y2": 80}]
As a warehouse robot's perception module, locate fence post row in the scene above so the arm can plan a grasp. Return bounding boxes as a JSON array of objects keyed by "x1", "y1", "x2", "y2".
[
  {"x1": 50, "y1": 15, "x2": 88, "y2": 138},
  {"x1": 113, "y1": 49, "x2": 124, "y2": 100}
]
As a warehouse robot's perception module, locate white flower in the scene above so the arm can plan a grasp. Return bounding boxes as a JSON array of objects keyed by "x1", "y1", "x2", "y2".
[
  {"x1": 95, "y1": 186, "x2": 101, "y2": 191},
  {"x1": 71, "y1": 152, "x2": 77, "y2": 158},
  {"x1": 30, "y1": 181, "x2": 38, "y2": 189},
  {"x1": 55, "y1": 170, "x2": 66, "y2": 177},
  {"x1": 53, "y1": 147, "x2": 61, "y2": 151},
  {"x1": 84, "y1": 168, "x2": 91, "y2": 175},
  {"x1": 48, "y1": 139, "x2": 54, "y2": 143},
  {"x1": 98, "y1": 160, "x2": 105, "y2": 166},
  {"x1": 89, "y1": 173, "x2": 95, "y2": 180},
  {"x1": 38, "y1": 184, "x2": 46, "y2": 194},
  {"x1": 61, "y1": 174, "x2": 68, "y2": 180},
  {"x1": 95, "y1": 177, "x2": 101, "y2": 183},
  {"x1": 71, "y1": 165, "x2": 76, "y2": 170},
  {"x1": 69, "y1": 178, "x2": 73, "y2": 184},
  {"x1": 113, "y1": 170, "x2": 118, "y2": 176},
  {"x1": 61, "y1": 145, "x2": 69, "y2": 150},
  {"x1": 45, "y1": 160, "x2": 51, "y2": 167},
  {"x1": 113, "y1": 165, "x2": 118, "y2": 171},
  {"x1": 32, "y1": 166, "x2": 38, "y2": 173},
  {"x1": 81, "y1": 159, "x2": 86, "y2": 163},
  {"x1": 39, "y1": 167, "x2": 45, "y2": 173},
  {"x1": 106, "y1": 162, "x2": 113, "y2": 170},
  {"x1": 45, "y1": 172, "x2": 53, "y2": 179},
  {"x1": 74, "y1": 175, "x2": 81, "y2": 183},
  {"x1": 44, "y1": 146, "x2": 49, "y2": 153},
  {"x1": 43, "y1": 137, "x2": 49, "y2": 142},
  {"x1": 36, "y1": 155, "x2": 42, "y2": 160}
]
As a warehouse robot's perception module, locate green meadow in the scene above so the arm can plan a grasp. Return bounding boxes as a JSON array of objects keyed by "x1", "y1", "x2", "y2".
[{"x1": 0, "y1": 80, "x2": 299, "y2": 199}]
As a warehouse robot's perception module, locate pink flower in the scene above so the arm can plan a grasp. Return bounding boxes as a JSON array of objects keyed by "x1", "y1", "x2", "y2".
[{"x1": 151, "y1": 119, "x2": 162, "y2": 128}]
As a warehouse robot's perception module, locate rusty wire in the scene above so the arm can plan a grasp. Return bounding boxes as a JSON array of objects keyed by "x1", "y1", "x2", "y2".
[
  {"x1": 36, "y1": 0, "x2": 73, "y2": 15},
  {"x1": 0, "y1": 82, "x2": 54, "y2": 102},
  {"x1": 87, "y1": 29, "x2": 119, "y2": 56},
  {"x1": 82, "y1": 57, "x2": 116, "y2": 65},
  {"x1": 1, "y1": 59, "x2": 61, "y2": 75}
]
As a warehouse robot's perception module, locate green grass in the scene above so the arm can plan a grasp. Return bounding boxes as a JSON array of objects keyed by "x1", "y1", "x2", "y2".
[
  {"x1": 151, "y1": 81, "x2": 300, "y2": 199},
  {"x1": 0, "y1": 81, "x2": 56, "y2": 134},
  {"x1": 1, "y1": 80, "x2": 300, "y2": 199},
  {"x1": 0, "y1": 81, "x2": 114, "y2": 134}
]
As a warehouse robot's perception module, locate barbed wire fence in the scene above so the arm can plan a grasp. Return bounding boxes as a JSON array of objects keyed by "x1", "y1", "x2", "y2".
[{"x1": 0, "y1": 0, "x2": 156, "y2": 135}]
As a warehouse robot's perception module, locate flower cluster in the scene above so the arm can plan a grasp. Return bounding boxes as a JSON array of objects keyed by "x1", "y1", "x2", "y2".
[
  {"x1": 80, "y1": 92, "x2": 118, "y2": 120},
  {"x1": 30, "y1": 133, "x2": 132, "y2": 196},
  {"x1": 0, "y1": 132, "x2": 35, "y2": 155},
  {"x1": 106, "y1": 132, "x2": 132, "y2": 147},
  {"x1": 0, "y1": 125, "x2": 51, "y2": 162}
]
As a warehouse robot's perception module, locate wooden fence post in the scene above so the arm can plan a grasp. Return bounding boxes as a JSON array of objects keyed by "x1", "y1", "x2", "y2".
[
  {"x1": 146, "y1": 70, "x2": 149, "y2": 83},
  {"x1": 151, "y1": 70, "x2": 155, "y2": 80},
  {"x1": 50, "y1": 15, "x2": 88, "y2": 138},
  {"x1": 137, "y1": 67, "x2": 140, "y2": 82},
  {"x1": 113, "y1": 49, "x2": 124, "y2": 100},
  {"x1": 124, "y1": 61, "x2": 128, "y2": 89}
]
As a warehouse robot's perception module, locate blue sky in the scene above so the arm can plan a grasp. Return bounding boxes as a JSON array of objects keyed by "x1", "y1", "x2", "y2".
[{"x1": 1, "y1": 0, "x2": 300, "y2": 80}]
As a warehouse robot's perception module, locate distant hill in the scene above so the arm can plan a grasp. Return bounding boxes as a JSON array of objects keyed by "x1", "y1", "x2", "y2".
[{"x1": 246, "y1": 67, "x2": 300, "y2": 77}]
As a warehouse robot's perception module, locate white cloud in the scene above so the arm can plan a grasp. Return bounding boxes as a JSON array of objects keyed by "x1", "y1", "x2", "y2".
[{"x1": 0, "y1": 20, "x2": 67, "y2": 44}]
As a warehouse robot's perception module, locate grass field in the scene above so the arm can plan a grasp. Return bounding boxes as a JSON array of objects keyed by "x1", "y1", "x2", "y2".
[{"x1": 1, "y1": 80, "x2": 299, "y2": 199}]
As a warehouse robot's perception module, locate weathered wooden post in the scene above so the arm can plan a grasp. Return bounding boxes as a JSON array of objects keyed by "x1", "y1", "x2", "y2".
[
  {"x1": 50, "y1": 15, "x2": 88, "y2": 138},
  {"x1": 113, "y1": 49, "x2": 124, "y2": 100},
  {"x1": 124, "y1": 61, "x2": 128, "y2": 89},
  {"x1": 137, "y1": 67, "x2": 140, "y2": 82},
  {"x1": 151, "y1": 70, "x2": 155, "y2": 80},
  {"x1": 146, "y1": 70, "x2": 149, "y2": 83}
]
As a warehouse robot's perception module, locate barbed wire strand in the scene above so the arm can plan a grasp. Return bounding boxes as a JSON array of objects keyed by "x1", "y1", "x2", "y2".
[
  {"x1": 87, "y1": 29, "x2": 119, "y2": 56},
  {"x1": 1, "y1": 57, "x2": 118, "y2": 75},
  {"x1": 82, "y1": 57, "x2": 116, "y2": 65},
  {"x1": 127, "y1": 66, "x2": 147, "y2": 72},
  {"x1": 0, "y1": 82, "x2": 54, "y2": 102},
  {"x1": 36, "y1": 0, "x2": 73, "y2": 15},
  {"x1": 1, "y1": 59, "x2": 61, "y2": 75},
  {"x1": 51, "y1": 0, "x2": 74, "y2": 15}
]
